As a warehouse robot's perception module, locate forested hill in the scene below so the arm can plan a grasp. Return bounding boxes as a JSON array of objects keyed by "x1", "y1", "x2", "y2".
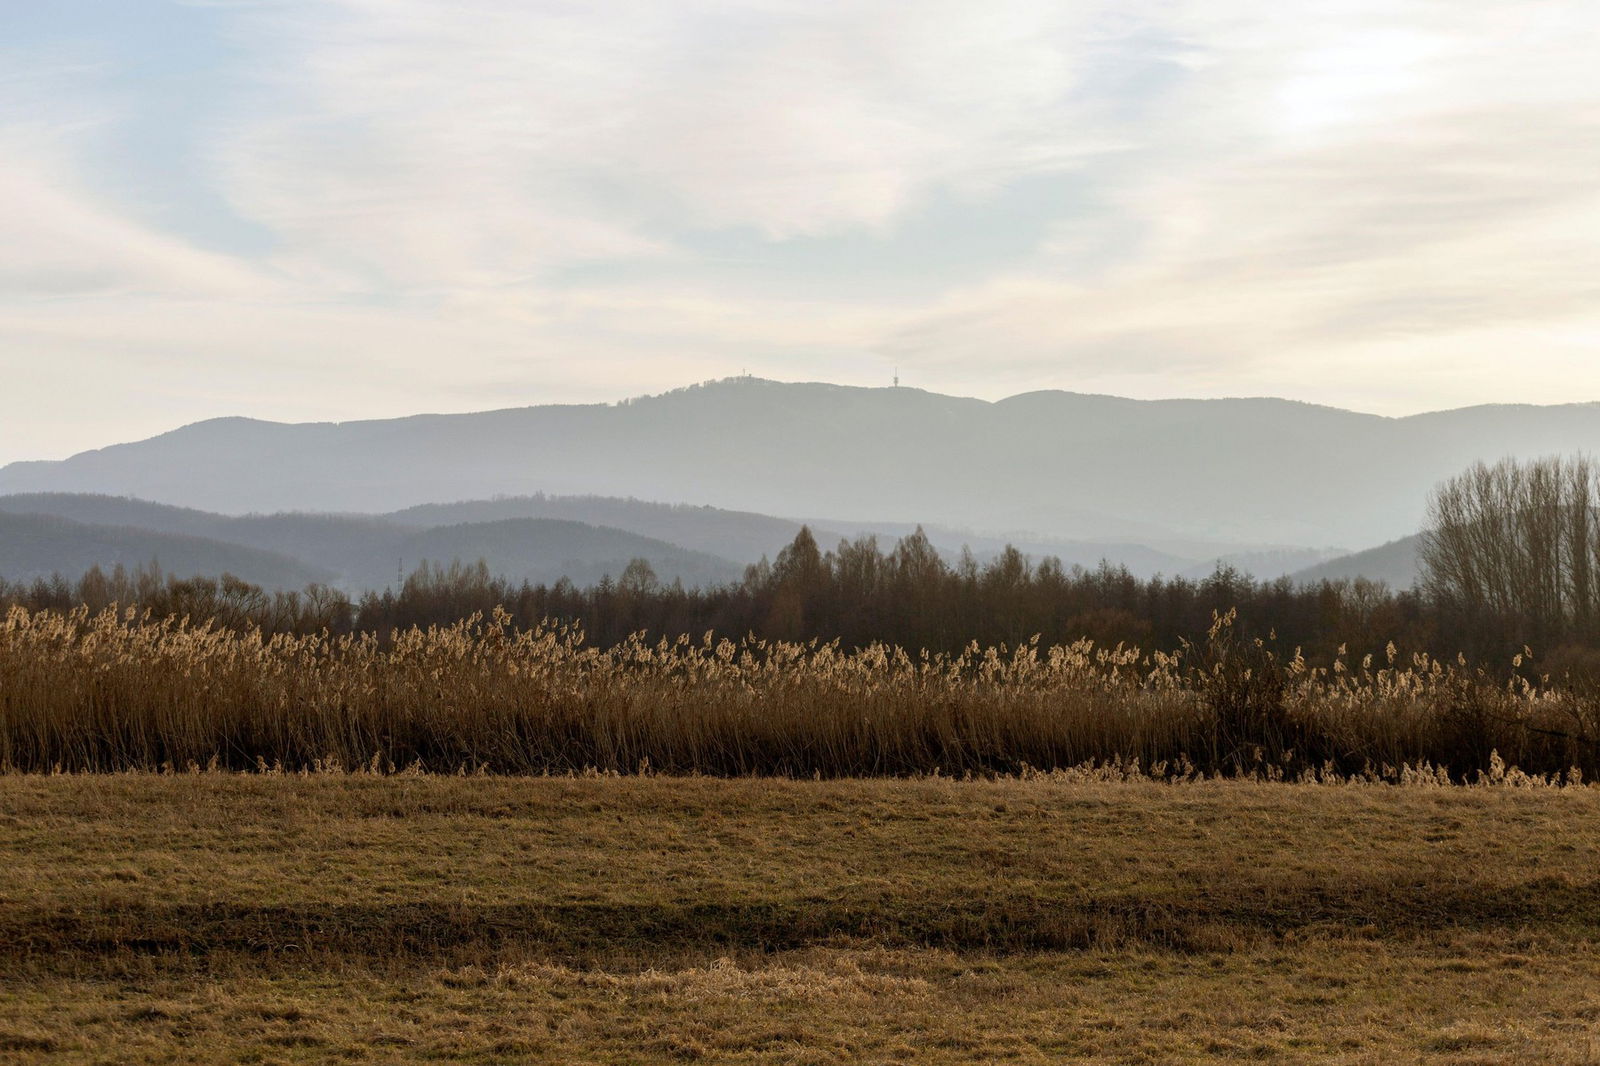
[
  {"x1": 0, "y1": 511, "x2": 330, "y2": 589},
  {"x1": 0, "y1": 492, "x2": 1334, "y2": 591},
  {"x1": 0, "y1": 495, "x2": 743, "y2": 591},
  {"x1": 1291, "y1": 536, "x2": 1422, "y2": 588},
  {"x1": 8, "y1": 379, "x2": 1600, "y2": 547}
]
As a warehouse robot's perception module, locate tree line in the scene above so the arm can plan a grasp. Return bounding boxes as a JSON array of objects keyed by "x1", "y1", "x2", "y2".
[
  {"x1": 5, "y1": 454, "x2": 1600, "y2": 672},
  {"x1": 0, "y1": 532, "x2": 1428, "y2": 667},
  {"x1": 381, "y1": 532, "x2": 1432, "y2": 666}
]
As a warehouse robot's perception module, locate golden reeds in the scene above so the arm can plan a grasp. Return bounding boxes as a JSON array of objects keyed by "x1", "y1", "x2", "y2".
[{"x1": 1, "y1": 604, "x2": 1593, "y2": 777}]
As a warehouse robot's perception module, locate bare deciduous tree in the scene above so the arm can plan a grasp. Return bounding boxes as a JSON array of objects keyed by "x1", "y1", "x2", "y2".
[{"x1": 1421, "y1": 455, "x2": 1600, "y2": 650}]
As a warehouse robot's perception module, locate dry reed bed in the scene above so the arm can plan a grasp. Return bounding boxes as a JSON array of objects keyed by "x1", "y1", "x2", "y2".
[{"x1": 2, "y1": 605, "x2": 1596, "y2": 776}]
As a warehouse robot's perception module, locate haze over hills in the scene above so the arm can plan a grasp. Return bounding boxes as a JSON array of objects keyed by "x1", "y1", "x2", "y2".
[
  {"x1": 0, "y1": 495, "x2": 743, "y2": 591},
  {"x1": 386, "y1": 496, "x2": 1269, "y2": 578},
  {"x1": 0, "y1": 491, "x2": 1354, "y2": 592},
  {"x1": 1290, "y1": 536, "x2": 1423, "y2": 590},
  {"x1": 388, "y1": 495, "x2": 846, "y2": 568},
  {"x1": 0, "y1": 512, "x2": 332, "y2": 589},
  {"x1": 5, "y1": 379, "x2": 1599, "y2": 552},
  {"x1": 390, "y1": 519, "x2": 740, "y2": 590}
]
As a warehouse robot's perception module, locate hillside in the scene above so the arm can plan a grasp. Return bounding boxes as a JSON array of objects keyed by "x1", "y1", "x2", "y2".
[
  {"x1": 1291, "y1": 535, "x2": 1423, "y2": 588},
  {"x1": 0, "y1": 511, "x2": 330, "y2": 589},
  {"x1": 1177, "y1": 546, "x2": 1348, "y2": 582},
  {"x1": 386, "y1": 519, "x2": 741, "y2": 590},
  {"x1": 388, "y1": 495, "x2": 838, "y2": 568},
  {"x1": 0, "y1": 491, "x2": 1338, "y2": 593},
  {"x1": 0, "y1": 494, "x2": 742, "y2": 591},
  {"x1": 0, "y1": 493, "x2": 409, "y2": 576},
  {"x1": 9, "y1": 380, "x2": 1600, "y2": 547},
  {"x1": 390, "y1": 499, "x2": 1228, "y2": 577}
]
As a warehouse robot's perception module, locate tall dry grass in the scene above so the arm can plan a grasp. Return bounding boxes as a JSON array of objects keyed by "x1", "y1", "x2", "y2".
[{"x1": 2, "y1": 604, "x2": 1596, "y2": 777}]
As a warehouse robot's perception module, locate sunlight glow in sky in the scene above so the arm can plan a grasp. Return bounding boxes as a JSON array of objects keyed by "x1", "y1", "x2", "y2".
[{"x1": 2, "y1": 0, "x2": 1598, "y2": 463}]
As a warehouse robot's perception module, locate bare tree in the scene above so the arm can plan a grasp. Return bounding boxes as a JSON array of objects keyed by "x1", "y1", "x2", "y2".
[{"x1": 1420, "y1": 455, "x2": 1600, "y2": 650}]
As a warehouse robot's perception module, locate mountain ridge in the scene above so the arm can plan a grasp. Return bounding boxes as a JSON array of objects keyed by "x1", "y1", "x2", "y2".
[
  {"x1": 0, "y1": 494, "x2": 747, "y2": 592},
  {"x1": 6, "y1": 378, "x2": 1600, "y2": 547},
  {"x1": 0, "y1": 511, "x2": 334, "y2": 589},
  {"x1": 1290, "y1": 536, "x2": 1423, "y2": 589},
  {"x1": 0, "y1": 491, "x2": 1342, "y2": 591}
]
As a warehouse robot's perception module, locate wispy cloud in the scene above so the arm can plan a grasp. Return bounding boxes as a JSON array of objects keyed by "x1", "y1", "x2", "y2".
[{"x1": 2, "y1": 0, "x2": 1599, "y2": 463}]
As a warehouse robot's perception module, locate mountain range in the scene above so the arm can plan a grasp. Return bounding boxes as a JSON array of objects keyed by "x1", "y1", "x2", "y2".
[
  {"x1": 0, "y1": 495, "x2": 741, "y2": 591},
  {"x1": 4, "y1": 377, "x2": 1596, "y2": 590},
  {"x1": 0, "y1": 491, "x2": 1342, "y2": 592}
]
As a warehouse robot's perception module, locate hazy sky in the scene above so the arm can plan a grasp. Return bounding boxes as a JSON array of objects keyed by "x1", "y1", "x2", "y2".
[{"x1": 3, "y1": 1, "x2": 1598, "y2": 464}]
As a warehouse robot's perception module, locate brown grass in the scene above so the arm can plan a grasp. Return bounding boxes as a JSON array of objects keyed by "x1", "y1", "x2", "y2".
[
  {"x1": 4, "y1": 605, "x2": 1598, "y2": 777},
  {"x1": 2, "y1": 774, "x2": 1600, "y2": 1062}
]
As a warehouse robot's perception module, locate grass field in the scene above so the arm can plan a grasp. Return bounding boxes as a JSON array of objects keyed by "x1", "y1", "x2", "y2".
[{"x1": 4, "y1": 774, "x2": 1600, "y2": 1063}]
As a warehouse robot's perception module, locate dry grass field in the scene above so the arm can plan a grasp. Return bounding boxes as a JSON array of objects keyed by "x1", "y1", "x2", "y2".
[{"x1": 3, "y1": 773, "x2": 1600, "y2": 1063}]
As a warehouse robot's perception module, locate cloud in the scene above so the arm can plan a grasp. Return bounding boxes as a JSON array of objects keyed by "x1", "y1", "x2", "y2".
[
  {"x1": 0, "y1": 136, "x2": 270, "y2": 299},
  {"x1": 874, "y1": 1, "x2": 1600, "y2": 407},
  {"x1": 210, "y1": 0, "x2": 1110, "y2": 288},
  {"x1": 4, "y1": 0, "x2": 1600, "y2": 463},
  {"x1": 0, "y1": 44, "x2": 268, "y2": 299}
]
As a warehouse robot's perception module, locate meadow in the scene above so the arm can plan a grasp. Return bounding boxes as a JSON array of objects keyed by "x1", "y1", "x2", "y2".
[{"x1": 3, "y1": 773, "x2": 1599, "y2": 1063}]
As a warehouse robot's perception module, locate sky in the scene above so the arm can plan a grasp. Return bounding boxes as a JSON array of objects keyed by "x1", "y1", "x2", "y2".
[{"x1": 2, "y1": 0, "x2": 1598, "y2": 465}]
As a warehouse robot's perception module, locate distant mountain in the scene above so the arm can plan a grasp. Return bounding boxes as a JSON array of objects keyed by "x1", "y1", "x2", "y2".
[
  {"x1": 2, "y1": 490, "x2": 1322, "y2": 589},
  {"x1": 397, "y1": 498, "x2": 1220, "y2": 579},
  {"x1": 0, "y1": 493, "x2": 226, "y2": 534},
  {"x1": 0, "y1": 494, "x2": 741, "y2": 591},
  {"x1": 388, "y1": 495, "x2": 839, "y2": 568},
  {"x1": 388, "y1": 519, "x2": 740, "y2": 590},
  {"x1": 0, "y1": 511, "x2": 330, "y2": 589},
  {"x1": 6, "y1": 379, "x2": 1600, "y2": 547},
  {"x1": 1178, "y1": 547, "x2": 1347, "y2": 582},
  {"x1": 0, "y1": 493, "x2": 406, "y2": 577},
  {"x1": 1291, "y1": 536, "x2": 1423, "y2": 588}
]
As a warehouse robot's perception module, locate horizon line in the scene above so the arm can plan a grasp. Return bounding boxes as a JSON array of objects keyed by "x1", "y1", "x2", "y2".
[{"x1": 12, "y1": 375, "x2": 1600, "y2": 467}]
